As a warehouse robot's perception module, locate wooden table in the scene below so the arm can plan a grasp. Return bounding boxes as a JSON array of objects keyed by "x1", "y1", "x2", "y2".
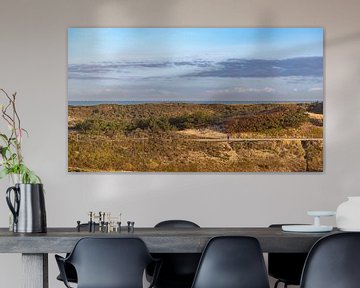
[{"x1": 0, "y1": 227, "x2": 338, "y2": 288}]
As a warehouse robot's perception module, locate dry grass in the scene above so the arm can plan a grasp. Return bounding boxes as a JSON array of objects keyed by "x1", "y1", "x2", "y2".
[
  {"x1": 177, "y1": 128, "x2": 227, "y2": 139},
  {"x1": 68, "y1": 103, "x2": 323, "y2": 172}
]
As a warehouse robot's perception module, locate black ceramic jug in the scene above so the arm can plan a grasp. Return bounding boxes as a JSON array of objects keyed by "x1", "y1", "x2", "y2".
[{"x1": 6, "y1": 183, "x2": 47, "y2": 233}]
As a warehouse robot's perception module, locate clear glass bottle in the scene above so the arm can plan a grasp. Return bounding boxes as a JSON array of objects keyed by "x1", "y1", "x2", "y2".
[{"x1": 8, "y1": 173, "x2": 21, "y2": 231}]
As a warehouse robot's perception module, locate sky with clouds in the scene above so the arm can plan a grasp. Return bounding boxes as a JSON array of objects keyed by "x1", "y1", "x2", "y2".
[{"x1": 68, "y1": 28, "x2": 323, "y2": 103}]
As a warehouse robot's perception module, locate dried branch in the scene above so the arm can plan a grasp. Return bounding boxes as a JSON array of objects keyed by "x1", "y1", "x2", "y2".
[{"x1": 0, "y1": 88, "x2": 23, "y2": 165}]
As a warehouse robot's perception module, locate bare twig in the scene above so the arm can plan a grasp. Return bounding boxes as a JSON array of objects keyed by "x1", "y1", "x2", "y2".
[
  {"x1": 0, "y1": 89, "x2": 23, "y2": 164},
  {"x1": 0, "y1": 88, "x2": 40, "y2": 183}
]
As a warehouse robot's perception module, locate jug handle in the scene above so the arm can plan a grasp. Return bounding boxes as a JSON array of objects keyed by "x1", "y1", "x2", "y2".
[{"x1": 6, "y1": 186, "x2": 20, "y2": 224}]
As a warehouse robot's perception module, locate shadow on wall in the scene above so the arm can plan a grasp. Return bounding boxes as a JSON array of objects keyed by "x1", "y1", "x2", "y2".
[
  {"x1": 95, "y1": 1, "x2": 181, "y2": 26},
  {"x1": 327, "y1": 31, "x2": 360, "y2": 46}
]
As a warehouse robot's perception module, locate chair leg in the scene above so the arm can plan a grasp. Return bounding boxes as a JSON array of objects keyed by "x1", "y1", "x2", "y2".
[{"x1": 274, "y1": 280, "x2": 290, "y2": 288}]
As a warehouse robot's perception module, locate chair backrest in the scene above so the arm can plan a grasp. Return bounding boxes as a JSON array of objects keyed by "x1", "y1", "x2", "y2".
[
  {"x1": 67, "y1": 237, "x2": 154, "y2": 288},
  {"x1": 301, "y1": 232, "x2": 360, "y2": 288},
  {"x1": 191, "y1": 236, "x2": 270, "y2": 288},
  {"x1": 155, "y1": 220, "x2": 200, "y2": 228},
  {"x1": 152, "y1": 220, "x2": 201, "y2": 284}
]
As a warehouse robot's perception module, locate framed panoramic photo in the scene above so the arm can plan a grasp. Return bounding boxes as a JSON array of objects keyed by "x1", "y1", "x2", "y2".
[{"x1": 68, "y1": 28, "x2": 323, "y2": 172}]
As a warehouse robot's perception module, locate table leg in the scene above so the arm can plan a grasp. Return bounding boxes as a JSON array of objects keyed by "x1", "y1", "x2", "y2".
[{"x1": 22, "y1": 253, "x2": 48, "y2": 288}]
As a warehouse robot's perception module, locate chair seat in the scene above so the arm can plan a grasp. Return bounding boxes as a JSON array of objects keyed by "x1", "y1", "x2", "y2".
[
  {"x1": 268, "y1": 224, "x2": 308, "y2": 287},
  {"x1": 149, "y1": 253, "x2": 200, "y2": 288}
]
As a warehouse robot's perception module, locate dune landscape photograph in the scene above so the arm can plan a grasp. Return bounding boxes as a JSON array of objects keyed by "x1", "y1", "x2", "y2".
[{"x1": 68, "y1": 28, "x2": 323, "y2": 172}]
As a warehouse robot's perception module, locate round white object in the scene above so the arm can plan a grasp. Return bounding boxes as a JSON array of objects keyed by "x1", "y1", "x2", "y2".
[
  {"x1": 282, "y1": 225, "x2": 333, "y2": 233},
  {"x1": 336, "y1": 197, "x2": 360, "y2": 231},
  {"x1": 307, "y1": 211, "x2": 336, "y2": 217}
]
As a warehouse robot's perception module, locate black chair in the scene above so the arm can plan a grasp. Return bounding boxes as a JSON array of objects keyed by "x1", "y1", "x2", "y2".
[
  {"x1": 268, "y1": 224, "x2": 308, "y2": 288},
  {"x1": 55, "y1": 237, "x2": 160, "y2": 288},
  {"x1": 154, "y1": 220, "x2": 200, "y2": 229},
  {"x1": 56, "y1": 223, "x2": 99, "y2": 284},
  {"x1": 300, "y1": 232, "x2": 360, "y2": 288},
  {"x1": 147, "y1": 220, "x2": 201, "y2": 288},
  {"x1": 191, "y1": 236, "x2": 270, "y2": 288},
  {"x1": 56, "y1": 262, "x2": 77, "y2": 284}
]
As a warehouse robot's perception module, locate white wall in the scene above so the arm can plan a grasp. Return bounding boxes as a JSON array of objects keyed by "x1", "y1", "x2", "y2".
[{"x1": 1, "y1": 0, "x2": 360, "y2": 287}]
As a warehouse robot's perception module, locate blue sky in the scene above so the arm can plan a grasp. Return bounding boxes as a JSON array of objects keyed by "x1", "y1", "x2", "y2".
[{"x1": 68, "y1": 28, "x2": 323, "y2": 102}]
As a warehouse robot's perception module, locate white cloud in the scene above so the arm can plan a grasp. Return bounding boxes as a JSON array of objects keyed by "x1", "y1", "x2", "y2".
[
  {"x1": 309, "y1": 87, "x2": 323, "y2": 92},
  {"x1": 208, "y1": 86, "x2": 276, "y2": 95}
]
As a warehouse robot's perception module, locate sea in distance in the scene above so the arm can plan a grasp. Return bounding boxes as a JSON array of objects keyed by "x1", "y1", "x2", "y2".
[{"x1": 68, "y1": 100, "x2": 318, "y2": 106}]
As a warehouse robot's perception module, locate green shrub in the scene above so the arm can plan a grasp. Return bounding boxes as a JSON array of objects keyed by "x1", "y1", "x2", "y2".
[
  {"x1": 73, "y1": 118, "x2": 127, "y2": 134},
  {"x1": 225, "y1": 105, "x2": 308, "y2": 133},
  {"x1": 131, "y1": 117, "x2": 173, "y2": 132},
  {"x1": 169, "y1": 111, "x2": 215, "y2": 130},
  {"x1": 307, "y1": 102, "x2": 323, "y2": 114}
]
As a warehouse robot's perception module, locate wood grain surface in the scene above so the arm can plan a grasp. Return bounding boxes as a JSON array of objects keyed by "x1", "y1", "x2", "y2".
[{"x1": 0, "y1": 227, "x2": 339, "y2": 253}]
